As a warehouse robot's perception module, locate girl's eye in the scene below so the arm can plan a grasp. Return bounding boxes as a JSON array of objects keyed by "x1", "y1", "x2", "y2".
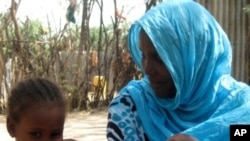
[
  {"x1": 30, "y1": 132, "x2": 42, "y2": 138},
  {"x1": 51, "y1": 131, "x2": 63, "y2": 138}
]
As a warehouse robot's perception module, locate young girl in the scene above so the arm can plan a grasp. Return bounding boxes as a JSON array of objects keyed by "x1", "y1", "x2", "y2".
[{"x1": 6, "y1": 77, "x2": 76, "y2": 141}]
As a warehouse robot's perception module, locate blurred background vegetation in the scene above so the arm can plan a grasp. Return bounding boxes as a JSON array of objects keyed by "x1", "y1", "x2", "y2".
[
  {"x1": 0, "y1": 0, "x2": 249, "y2": 113},
  {"x1": 0, "y1": 0, "x2": 164, "y2": 113}
]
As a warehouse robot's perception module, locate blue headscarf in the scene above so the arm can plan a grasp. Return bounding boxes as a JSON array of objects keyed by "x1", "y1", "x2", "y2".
[{"x1": 120, "y1": 0, "x2": 250, "y2": 140}]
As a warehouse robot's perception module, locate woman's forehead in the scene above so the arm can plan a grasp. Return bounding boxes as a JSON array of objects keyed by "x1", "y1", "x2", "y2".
[{"x1": 139, "y1": 29, "x2": 153, "y2": 46}]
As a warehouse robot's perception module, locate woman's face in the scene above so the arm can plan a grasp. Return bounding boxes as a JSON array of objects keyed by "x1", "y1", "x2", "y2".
[{"x1": 140, "y1": 30, "x2": 176, "y2": 98}]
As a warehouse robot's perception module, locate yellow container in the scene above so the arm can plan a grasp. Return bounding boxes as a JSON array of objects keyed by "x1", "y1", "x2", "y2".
[{"x1": 92, "y1": 75, "x2": 106, "y2": 95}]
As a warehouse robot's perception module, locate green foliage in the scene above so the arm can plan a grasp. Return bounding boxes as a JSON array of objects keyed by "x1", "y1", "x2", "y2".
[
  {"x1": 89, "y1": 27, "x2": 99, "y2": 50},
  {"x1": 89, "y1": 25, "x2": 112, "y2": 50},
  {"x1": 0, "y1": 3, "x2": 137, "y2": 111},
  {"x1": 243, "y1": 4, "x2": 250, "y2": 14},
  {"x1": 89, "y1": 23, "x2": 129, "y2": 51},
  {"x1": 20, "y1": 18, "x2": 45, "y2": 41},
  {"x1": 243, "y1": 5, "x2": 250, "y2": 13}
]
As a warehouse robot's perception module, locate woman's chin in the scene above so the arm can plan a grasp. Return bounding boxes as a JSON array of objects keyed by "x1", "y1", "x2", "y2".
[{"x1": 154, "y1": 90, "x2": 176, "y2": 99}]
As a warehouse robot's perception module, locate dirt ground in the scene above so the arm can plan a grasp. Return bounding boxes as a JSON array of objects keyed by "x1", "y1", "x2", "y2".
[{"x1": 0, "y1": 107, "x2": 108, "y2": 141}]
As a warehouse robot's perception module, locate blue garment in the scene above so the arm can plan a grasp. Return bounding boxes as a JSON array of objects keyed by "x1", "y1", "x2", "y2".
[{"x1": 122, "y1": 0, "x2": 250, "y2": 141}]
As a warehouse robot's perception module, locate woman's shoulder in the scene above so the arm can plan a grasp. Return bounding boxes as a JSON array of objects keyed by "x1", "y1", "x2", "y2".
[
  {"x1": 107, "y1": 91, "x2": 148, "y2": 141},
  {"x1": 109, "y1": 92, "x2": 136, "y2": 112}
]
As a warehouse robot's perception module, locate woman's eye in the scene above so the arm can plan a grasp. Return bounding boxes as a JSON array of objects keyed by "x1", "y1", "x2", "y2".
[
  {"x1": 156, "y1": 55, "x2": 163, "y2": 63},
  {"x1": 141, "y1": 53, "x2": 145, "y2": 59}
]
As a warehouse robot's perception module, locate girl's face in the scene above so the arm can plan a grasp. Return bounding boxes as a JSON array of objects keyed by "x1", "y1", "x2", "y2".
[
  {"x1": 7, "y1": 103, "x2": 65, "y2": 141},
  {"x1": 140, "y1": 30, "x2": 176, "y2": 98}
]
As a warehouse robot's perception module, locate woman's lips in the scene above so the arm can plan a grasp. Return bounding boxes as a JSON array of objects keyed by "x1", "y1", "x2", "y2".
[{"x1": 150, "y1": 81, "x2": 166, "y2": 88}]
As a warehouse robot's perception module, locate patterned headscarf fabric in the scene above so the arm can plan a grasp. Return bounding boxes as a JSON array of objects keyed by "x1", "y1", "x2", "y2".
[{"x1": 121, "y1": 0, "x2": 250, "y2": 140}]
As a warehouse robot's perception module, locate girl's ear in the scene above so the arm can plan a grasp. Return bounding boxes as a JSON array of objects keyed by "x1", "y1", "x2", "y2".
[{"x1": 6, "y1": 117, "x2": 16, "y2": 137}]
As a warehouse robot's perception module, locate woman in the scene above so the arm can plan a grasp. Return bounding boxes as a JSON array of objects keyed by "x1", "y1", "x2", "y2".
[{"x1": 107, "y1": 0, "x2": 250, "y2": 141}]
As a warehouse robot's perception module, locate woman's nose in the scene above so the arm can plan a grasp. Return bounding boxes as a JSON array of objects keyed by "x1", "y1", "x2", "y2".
[{"x1": 144, "y1": 59, "x2": 155, "y2": 75}]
